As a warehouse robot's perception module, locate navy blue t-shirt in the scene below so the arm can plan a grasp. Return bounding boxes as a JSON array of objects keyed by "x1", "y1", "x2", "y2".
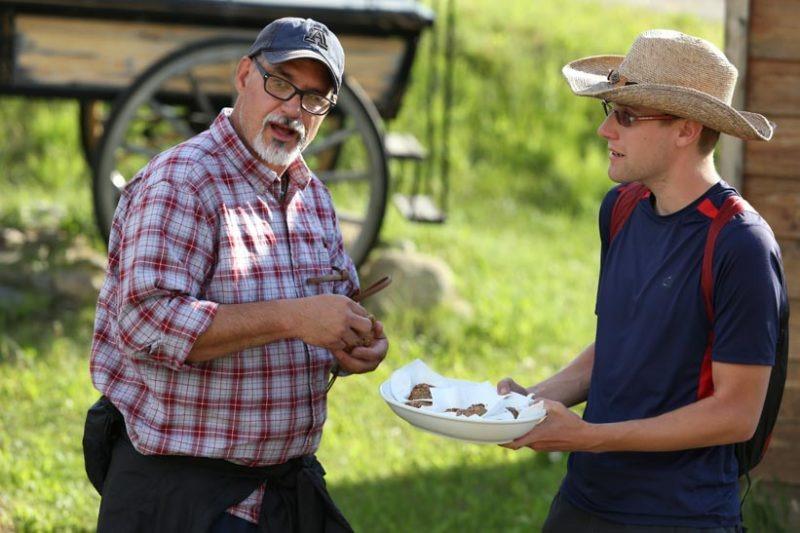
[{"x1": 561, "y1": 181, "x2": 787, "y2": 528}]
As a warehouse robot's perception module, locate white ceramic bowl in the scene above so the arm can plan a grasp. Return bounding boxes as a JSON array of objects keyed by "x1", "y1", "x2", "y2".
[{"x1": 379, "y1": 380, "x2": 546, "y2": 444}]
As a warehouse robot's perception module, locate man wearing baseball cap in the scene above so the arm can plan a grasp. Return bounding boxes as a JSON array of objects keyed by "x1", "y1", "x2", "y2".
[
  {"x1": 85, "y1": 17, "x2": 385, "y2": 532},
  {"x1": 498, "y1": 30, "x2": 788, "y2": 530}
]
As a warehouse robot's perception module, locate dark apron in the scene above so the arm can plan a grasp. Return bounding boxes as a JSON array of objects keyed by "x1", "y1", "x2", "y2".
[{"x1": 82, "y1": 396, "x2": 353, "y2": 533}]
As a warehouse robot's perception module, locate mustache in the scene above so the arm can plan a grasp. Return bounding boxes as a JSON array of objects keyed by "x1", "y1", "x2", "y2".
[{"x1": 263, "y1": 112, "x2": 306, "y2": 142}]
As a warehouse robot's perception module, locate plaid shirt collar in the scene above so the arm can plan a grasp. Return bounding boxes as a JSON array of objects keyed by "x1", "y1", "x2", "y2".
[{"x1": 212, "y1": 108, "x2": 313, "y2": 197}]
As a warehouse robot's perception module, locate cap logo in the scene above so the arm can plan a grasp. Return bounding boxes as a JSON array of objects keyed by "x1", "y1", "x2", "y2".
[{"x1": 304, "y1": 25, "x2": 329, "y2": 50}]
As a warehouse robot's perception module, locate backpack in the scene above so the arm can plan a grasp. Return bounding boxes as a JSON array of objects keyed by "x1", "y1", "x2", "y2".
[{"x1": 608, "y1": 182, "x2": 789, "y2": 478}]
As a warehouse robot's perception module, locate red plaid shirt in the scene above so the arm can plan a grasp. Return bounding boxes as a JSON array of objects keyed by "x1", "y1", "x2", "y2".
[{"x1": 90, "y1": 108, "x2": 359, "y2": 523}]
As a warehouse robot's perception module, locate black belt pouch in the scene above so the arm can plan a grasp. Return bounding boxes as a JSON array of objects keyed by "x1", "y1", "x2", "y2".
[{"x1": 82, "y1": 396, "x2": 123, "y2": 495}]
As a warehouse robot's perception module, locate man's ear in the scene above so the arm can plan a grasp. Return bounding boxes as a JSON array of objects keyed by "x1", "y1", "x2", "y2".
[
  {"x1": 675, "y1": 118, "x2": 703, "y2": 149},
  {"x1": 234, "y1": 56, "x2": 251, "y2": 94}
]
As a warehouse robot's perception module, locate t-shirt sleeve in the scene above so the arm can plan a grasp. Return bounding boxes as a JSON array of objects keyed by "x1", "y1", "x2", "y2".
[{"x1": 711, "y1": 214, "x2": 786, "y2": 365}]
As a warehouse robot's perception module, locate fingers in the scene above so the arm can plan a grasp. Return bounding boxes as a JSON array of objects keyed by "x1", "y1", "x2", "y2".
[
  {"x1": 337, "y1": 335, "x2": 388, "y2": 374},
  {"x1": 344, "y1": 317, "x2": 384, "y2": 350},
  {"x1": 301, "y1": 294, "x2": 386, "y2": 353},
  {"x1": 339, "y1": 328, "x2": 363, "y2": 349},
  {"x1": 333, "y1": 347, "x2": 383, "y2": 374},
  {"x1": 347, "y1": 299, "x2": 370, "y2": 318},
  {"x1": 497, "y1": 378, "x2": 512, "y2": 395},
  {"x1": 497, "y1": 377, "x2": 526, "y2": 395},
  {"x1": 499, "y1": 422, "x2": 548, "y2": 451},
  {"x1": 502, "y1": 429, "x2": 532, "y2": 449},
  {"x1": 349, "y1": 335, "x2": 388, "y2": 361},
  {"x1": 348, "y1": 313, "x2": 373, "y2": 336}
]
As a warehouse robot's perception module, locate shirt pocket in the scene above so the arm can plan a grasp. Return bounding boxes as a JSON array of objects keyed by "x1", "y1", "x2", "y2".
[{"x1": 289, "y1": 211, "x2": 337, "y2": 295}]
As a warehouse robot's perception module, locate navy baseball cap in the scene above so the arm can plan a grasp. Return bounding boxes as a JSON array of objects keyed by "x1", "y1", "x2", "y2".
[{"x1": 248, "y1": 17, "x2": 345, "y2": 94}]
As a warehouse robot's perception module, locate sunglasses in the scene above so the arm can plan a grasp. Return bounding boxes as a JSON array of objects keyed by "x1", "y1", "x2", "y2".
[{"x1": 602, "y1": 100, "x2": 676, "y2": 127}]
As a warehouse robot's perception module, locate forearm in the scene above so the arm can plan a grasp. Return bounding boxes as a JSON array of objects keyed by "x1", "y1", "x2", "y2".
[
  {"x1": 589, "y1": 363, "x2": 770, "y2": 452},
  {"x1": 588, "y1": 394, "x2": 757, "y2": 453},
  {"x1": 508, "y1": 361, "x2": 771, "y2": 454},
  {"x1": 530, "y1": 343, "x2": 595, "y2": 407},
  {"x1": 187, "y1": 300, "x2": 296, "y2": 362}
]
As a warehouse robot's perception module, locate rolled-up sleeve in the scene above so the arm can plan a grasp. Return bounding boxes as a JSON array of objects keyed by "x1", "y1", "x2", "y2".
[{"x1": 117, "y1": 178, "x2": 218, "y2": 369}]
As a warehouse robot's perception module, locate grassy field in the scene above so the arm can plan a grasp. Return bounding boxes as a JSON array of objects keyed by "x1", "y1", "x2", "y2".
[{"x1": 2, "y1": 1, "x2": 785, "y2": 531}]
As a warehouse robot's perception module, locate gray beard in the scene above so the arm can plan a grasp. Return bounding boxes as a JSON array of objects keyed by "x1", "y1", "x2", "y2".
[{"x1": 251, "y1": 112, "x2": 307, "y2": 167}]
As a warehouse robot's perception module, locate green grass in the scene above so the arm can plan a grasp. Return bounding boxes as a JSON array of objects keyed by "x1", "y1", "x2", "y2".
[{"x1": 3, "y1": 1, "x2": 784, "y2": 531}]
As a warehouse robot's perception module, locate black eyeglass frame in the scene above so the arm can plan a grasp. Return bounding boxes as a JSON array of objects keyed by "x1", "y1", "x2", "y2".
[
  {"x1": 602, "y1": 100, "x2": 676, "y2": 128},
  {"x1": 252, "y1": 60, "x2": 336, "y2": 116}
]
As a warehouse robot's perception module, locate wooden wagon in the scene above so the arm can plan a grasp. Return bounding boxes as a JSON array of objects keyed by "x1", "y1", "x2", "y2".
[{"x1": 0, "y1": 0, "x2": 434, "y2": 265}]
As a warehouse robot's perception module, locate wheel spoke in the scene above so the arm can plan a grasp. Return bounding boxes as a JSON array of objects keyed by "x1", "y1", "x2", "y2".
[
  {"x1": 121, "y1": 143, "x2": 160, "y2": 158},
  {"x1": 186, "y1": 72, "x2": 216, "y2": 115},
  {"x1": 317, "y1": 169, "x2": 370, "y2": 183},
  {"x1": 336, "y1": 212, "x2": 366, "y2": 225},
  {"x1": 188, "y1": 110, "x2": 218, "y2": 125},
  {"x1": 304, "y1": 127, "x2": 358, "y2": 157},
  {"x1": 147, "y1": 99, "x2": 195, "y2": 138}
]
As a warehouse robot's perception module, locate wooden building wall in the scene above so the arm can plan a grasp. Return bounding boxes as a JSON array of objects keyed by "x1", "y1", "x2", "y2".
[{"x1": 738, "y1": 0, "x2": 800, "y2": 484}]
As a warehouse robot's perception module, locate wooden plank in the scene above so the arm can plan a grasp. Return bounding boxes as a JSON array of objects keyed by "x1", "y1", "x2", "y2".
[
  {"x1": 744, "y1": 117, "x2": 800, "y2": 179},
  {"x1": 781, "y1": 351, "x2": 799, "y2": 388},
  {"x1": 719, "y1": 0, "x2": 749, "y2": 191},
  {"x1": 791, "y1": 297, "x2": 800, "y2": 367},
  {"x1": 754, "y1": 444, "x2": 800, "y2": 484},
  {"x1": 745, "y1": 177, "x2": 800, "y2": 240},
  {"x1": 15, "y1": 16, "x2": 231, "y2": 87},
  {"x1": 13, "y1": 15, "x2": 405, "y2": 103},
  {"x1": 749, "y1": 0, "x2": 800, "y2": 60},
  {"x1": 778, "y1": 382, "x2": 800, "y2": 421},
  {"x1": 782, "y1": 241, "x2": 800, "y2": 301},
  {"x1": 760, "y1": 297, "x2": 800, "y2": 484},
  {"x1": 748, "y1": 60, "x2": 800, "y2": 117},
  {"x1": 755, "y1": 421, "x2": 800, "y2": 484},
  {"x1": 774, "y1": 296, "x2": 797, "y2": 406}
]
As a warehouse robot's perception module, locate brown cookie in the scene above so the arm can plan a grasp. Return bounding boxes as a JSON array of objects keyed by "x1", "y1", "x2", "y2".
[{"x1": 408, "y1": 383, "x2": 434, "y2": 401}]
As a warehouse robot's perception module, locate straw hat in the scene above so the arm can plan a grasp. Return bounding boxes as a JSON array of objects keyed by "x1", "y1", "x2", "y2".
[{"x1": 562, "y1": 29, "x2": 774, "y2": 141}]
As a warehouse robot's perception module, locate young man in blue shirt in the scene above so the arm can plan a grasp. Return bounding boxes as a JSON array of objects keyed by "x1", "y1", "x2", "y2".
[{"x1": 498, "y1": 30, "x2": 787, "y2": 531}]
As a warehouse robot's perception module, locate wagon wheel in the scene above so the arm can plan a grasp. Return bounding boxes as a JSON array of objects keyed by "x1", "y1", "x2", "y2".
[
  {"x1": 93, "y1": 37, "x2": 388, "y2": 267},
  {"x1": 79, "y1": 100, "x2": 105, "y2": 165}
]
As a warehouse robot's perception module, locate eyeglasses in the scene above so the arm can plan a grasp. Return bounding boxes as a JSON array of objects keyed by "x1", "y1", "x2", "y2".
[
  {"x1": 602, "y1": 100, "x2": 675, "y2": 127},
  {"x1": 252, "y1": 60, "x2": 336, "y2": 116}
]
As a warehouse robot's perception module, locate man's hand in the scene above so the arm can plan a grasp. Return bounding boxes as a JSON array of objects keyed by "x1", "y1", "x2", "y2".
[
  {"x1": 332, "y1": 320, "x2": 388, "y2": 374},
  {"x1": 292, "y1": 294, "x2": 374, "y2": 350},
  {"x1": 501, "y1": 399, "x2": 594, "y2": 452}
]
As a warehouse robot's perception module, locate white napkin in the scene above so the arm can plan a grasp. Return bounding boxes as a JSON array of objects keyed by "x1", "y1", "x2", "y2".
[{"x1": 390, "y1": 359, "x2": 545, "y2": 421}]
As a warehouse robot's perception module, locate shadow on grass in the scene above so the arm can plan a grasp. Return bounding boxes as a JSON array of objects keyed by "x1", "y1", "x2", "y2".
[
  {"x1": 330, "y1": 453, "x2": 566, "y2": 533},
  {"x1": 331, "y1": 455, "x2": 791, "y2": 532}
]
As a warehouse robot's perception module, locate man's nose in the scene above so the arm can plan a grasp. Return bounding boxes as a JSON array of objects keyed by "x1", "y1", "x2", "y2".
[
  {"x1": 281, "y1": 93, "x2": 303, "y2": 117},
  {"x1": 597, "y1": 114, "x2": 617, "y2": 140}
]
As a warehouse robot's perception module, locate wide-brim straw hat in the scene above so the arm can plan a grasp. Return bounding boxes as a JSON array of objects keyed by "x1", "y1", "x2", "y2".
[{"x1": 562, "y1": 29, "x2": 774, "y2": 141}]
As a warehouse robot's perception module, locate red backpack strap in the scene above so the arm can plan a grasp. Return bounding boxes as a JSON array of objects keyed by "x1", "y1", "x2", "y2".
[
  {"x1": 696, "y1": 194, "x2": 750, "y2": 399},
  {"x1": 699, "y1": 195, "x2": 750, "y2": 321},
  {"x1": 610, "y1": 183, "x2": 650, "y2": 242}
]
